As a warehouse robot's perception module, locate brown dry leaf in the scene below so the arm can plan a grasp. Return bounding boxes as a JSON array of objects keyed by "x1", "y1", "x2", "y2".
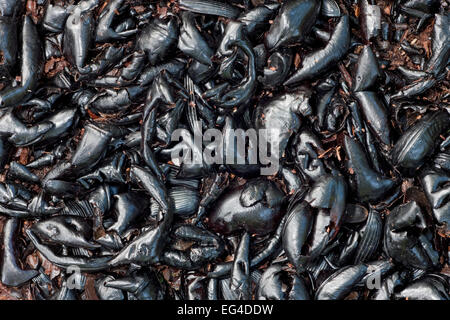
[
  {"x1": 16, "y1": 147, "x2": 30, "y2": 165},
  {"x1": 97, "y1": 0, "x2": 110, "y2": 15},
  {"x1": 412, "y1": 20, "x2": 434, "y2": 59},
  {"x1": 26, "y1": 252, "x2": 40, "y2": 269},
  {"x1": 0, "y1": 217, "x2": 5, "y2": 235},
  {"x1": 161, "y1": 267, "x2": 172, "y2": 283},
  {"x1": 401, "y1": 179, "x2": 414, "y2": 193},
  {"x1": 0, "y1": 282, "x2": 24, "y2": 300},
  {"x1": 441, "y1": 264, "x2": 450, "y2": 277},
  {"x1": 294, "y1": 52, "x2": 301, "y2": 69},
  {"x1": 354, "y1": 4, "x2": 360, "y2": 18},
  {"x1": 86, "y1": 109, "x2": 101, "y2": 120},
  {"x1": 157, "y1": 4, "x2": 168, "y2": 17},
  {"x1": 132, "y1": 5, "x2": 146, "y2": 13},
  {"x1": 338, "y1": 62, "x2": 353, "y2": 88},
  {"x1": 318, "y1": 147, "x2": 333, "y2": 159},
  {"x1": 92, "y1": 206, "x2": 107, "y2": 239},
  {"x1": 224, "y1": 254, "x2": 234, "y2": 262},
  {"x1": 26, "y1": 0, "x2": 36, "y2": 15},
  {"x1": 400, "y1": 29, "x2": 409, "y2": 43},
  {"x1": 344, "y1": 291, "x2": 360, "y2": 300},
  {"x1": 159, "y1": 266, "x2": 182, "y2": 291},
  {"x1": 322, "y1": 134, "x2": 338, "y2": 144},
  {"x1": 335, "y1": 146, "x2": 342, "y2": 161},
  {"x1": 38, "y1": 252, "x2": 61, "y2": 280},
  {"x1": 423, "y1": 40, "x2": 432, "y2": 58},
  {"x1": 26, "y1": 0, "x2": 39, "y2": 24},
  {"x1": 354, "y1": 45, "x2": 364, "y2": 54},
  {"x1": 251, "y1": 0, "x2": 265, "y2": 6},
  {"x1": 44, "y1": 57, "x2": 69, "y2": 78},
  {"x1": 437, "y1": 226, "x2": 449, "y2": 238},
  {"x1": 82, "y1": 275, "x2": 99, "y2": 300}
]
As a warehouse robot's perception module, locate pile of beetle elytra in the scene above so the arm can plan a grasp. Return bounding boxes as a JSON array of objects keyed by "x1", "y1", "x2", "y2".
[{"x1": 0, "y1": 0, "x2": 448, "y2": 300}]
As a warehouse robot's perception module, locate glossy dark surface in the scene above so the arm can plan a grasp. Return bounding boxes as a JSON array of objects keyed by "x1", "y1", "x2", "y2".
[{"x1": 0, "y1": 0, "x2": 445, "y2": 301}]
